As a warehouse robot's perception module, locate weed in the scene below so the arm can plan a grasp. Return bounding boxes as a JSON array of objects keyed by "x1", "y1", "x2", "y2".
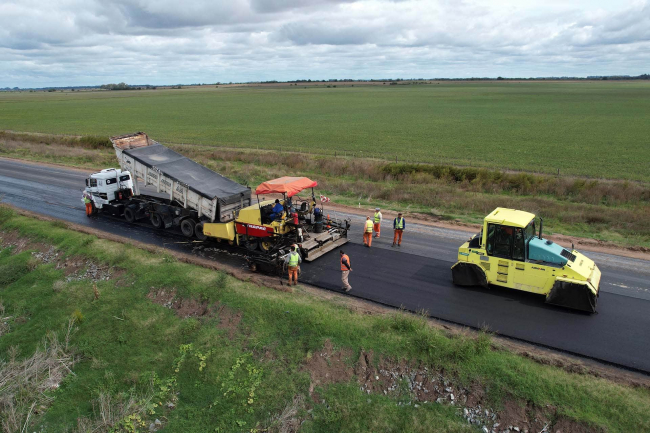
[
  {"x1": 215, "y1": 272, "x2": 228, "y2": 290},
  {"x1": 0, "y1": 321, "x2": 76, "y2": 433},
  {"x1": 71, "y1": 309, "x2": 84, "y2": 324}
]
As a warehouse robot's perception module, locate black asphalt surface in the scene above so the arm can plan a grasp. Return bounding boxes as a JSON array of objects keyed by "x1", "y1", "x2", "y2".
[{"x1": 1, "y1": 158, "x2": 650, "y2": 373}]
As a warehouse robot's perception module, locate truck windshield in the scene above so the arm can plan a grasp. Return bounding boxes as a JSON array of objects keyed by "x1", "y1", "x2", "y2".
[{"x1": 524, "y1": 219, "x2": 536, "y2": 241}]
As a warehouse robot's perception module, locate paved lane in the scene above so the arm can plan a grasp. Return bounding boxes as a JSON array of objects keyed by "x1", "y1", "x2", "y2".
[{"x1": 1, "y1": 158, "x2": 650, "y2": 372}]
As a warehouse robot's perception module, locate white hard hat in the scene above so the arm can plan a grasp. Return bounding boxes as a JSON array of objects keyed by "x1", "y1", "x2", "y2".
[{"x1": 375, "y1": 207, "x2": 380, "y2": 211}]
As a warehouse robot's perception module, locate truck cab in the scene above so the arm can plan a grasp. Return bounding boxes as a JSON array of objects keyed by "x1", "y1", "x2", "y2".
[
  {"x1": 84, "y1": 168, "x2": 134, "y2": 210},
  {"x1": 452, "y1": 207, "x2": 601, "y2": 312}
]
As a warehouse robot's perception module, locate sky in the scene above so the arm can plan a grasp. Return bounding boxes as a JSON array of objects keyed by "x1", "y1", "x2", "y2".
[{"x1": 1, "y1": 0, "x2": 649, "y2": 87}]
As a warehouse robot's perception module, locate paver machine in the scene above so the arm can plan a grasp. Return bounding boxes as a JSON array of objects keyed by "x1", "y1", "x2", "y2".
[
  {"x1": 451, "y1": 207, "x2": 601, "y2": 313},
  {"x1": 84, "y1": 132, "x2": 349, "y2": 273}
]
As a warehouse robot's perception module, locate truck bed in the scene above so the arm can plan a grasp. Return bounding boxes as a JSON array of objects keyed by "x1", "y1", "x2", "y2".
[{"x1": 111, "y1": 132, "x2": 251, "y2": 222}]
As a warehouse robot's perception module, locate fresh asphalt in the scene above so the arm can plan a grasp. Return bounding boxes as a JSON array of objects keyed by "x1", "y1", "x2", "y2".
[{"x1": 1, "y1": 158, "x2": 650, "y2": 373}]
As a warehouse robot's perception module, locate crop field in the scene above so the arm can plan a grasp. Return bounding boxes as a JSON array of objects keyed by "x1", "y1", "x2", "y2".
[{"x1": 1, "y1": 81, "x2": 649, "y2": 181}]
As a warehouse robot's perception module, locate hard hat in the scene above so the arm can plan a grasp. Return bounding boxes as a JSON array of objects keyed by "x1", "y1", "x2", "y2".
[{"x1": 375, "y1": 207, "x2": 380, "y2": 210}]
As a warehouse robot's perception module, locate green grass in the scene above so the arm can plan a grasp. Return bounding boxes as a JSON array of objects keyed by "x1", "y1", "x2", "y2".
[
  {"x1": 1, "y1": 81, "x2": 650, "y2": 180},
  {"x1": 1, "y1": 207, "x2": 649, "y2": 432}
]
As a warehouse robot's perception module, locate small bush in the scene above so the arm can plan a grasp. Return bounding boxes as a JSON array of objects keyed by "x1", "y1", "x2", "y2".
[
  {"x1": 0, "y1": 205, "x2": 15, "y2": 224},
  {"x1": 0, "y1": 259, "x2": 30, "y2": 287},
  {"x1": 215, "y1": 272, "x2": 228, "y2": 290},
  {"x1": 180, "y1": 318, "x2": 200, "y2": 336},
  {"x1": 389, "y1": 312, "x2": 424, "y2": 334},
  {"x1": 71, "y1": 309, "x2": 84, "y2": 324},
  {"x1": 53, "y1": 280, "x2": 66, "y2": 292}
]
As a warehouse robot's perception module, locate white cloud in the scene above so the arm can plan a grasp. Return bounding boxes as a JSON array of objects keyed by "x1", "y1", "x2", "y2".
[{"x1": 0, "y1": 0, "x2": 648, "y2": 87}]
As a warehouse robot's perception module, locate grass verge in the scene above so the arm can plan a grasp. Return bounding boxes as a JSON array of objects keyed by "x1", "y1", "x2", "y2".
[
  {"x1": 2, "y1": 130, "x2": 648, "y2": 248},
  {"x1": 0, "y1": 206, "x2": 649, "y2": 432}
]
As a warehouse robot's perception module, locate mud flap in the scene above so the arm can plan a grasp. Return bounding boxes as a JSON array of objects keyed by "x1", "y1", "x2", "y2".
[
  {"x1": 451, "y1": 262, "x2": 488, "y2": 288},
  {"x1": 546, "y1": 280, "x2": 597, "y2": 313}
]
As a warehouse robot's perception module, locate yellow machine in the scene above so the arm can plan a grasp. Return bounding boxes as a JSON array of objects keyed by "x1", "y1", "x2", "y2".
[
  {"x1": 451, "y1": 208, "x2": 601, "y2": 313},
  {"x1": 200, "y1": 177, "x2": 349, "y2": 265}
]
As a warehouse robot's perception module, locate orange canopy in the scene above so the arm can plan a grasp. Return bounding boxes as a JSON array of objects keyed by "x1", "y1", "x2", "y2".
[{"x1": 255, "y1": 177, "x2": 318, "y2": 197}]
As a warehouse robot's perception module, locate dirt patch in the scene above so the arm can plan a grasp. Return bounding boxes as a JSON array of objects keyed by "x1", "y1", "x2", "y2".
[
  {"x1": 147, "y1": 288, "x2": 210, "y2": 318},
  {"x1": 0, "y1": 230, "x2": 49, "y2": 256},
  {"x1": 496, "y1": 399, "x2": 553, "y2": 433},
  {"x1": 215, "y1": 304, "x2": 242, "y2": 339},
  {"x1": 552, "y1": 416, "x2": 604, "y2": 433},
  {"x1": 146, "y1": 289, "x2": 242, "y2": 337},
  {"x1": 1, "y1": 230, "x2": 123, "y2": 283},
  {"x1": 303, "y1": 339, "x2": 354, "y2": 395}
]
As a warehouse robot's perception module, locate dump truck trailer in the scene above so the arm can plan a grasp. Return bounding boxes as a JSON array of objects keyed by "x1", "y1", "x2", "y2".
[
  {"x1": 451, "y1": 207, "x2": 601, "y2": 313},
  {"x1": 83, "y1": 132, "x2": 348, "y2": 272}
]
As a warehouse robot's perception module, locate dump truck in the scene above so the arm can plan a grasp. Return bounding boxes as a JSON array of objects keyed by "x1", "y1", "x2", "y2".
[
  {"x1": 83, "y1": 132, "x2": 349, "y2": 270},
  {"x1": 451, "y1": 208, "x2": 601, "y2": 313}
]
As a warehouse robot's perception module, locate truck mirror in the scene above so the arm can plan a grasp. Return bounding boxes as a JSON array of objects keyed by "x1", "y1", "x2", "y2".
[{"x1": 85, "y1": 179, "x2": 89, "y2": 186}]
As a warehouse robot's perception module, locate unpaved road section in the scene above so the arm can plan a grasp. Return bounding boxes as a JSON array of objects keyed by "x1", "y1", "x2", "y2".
[{"x1": 1, "y1": 158, "x2": 650, "y2": 374}]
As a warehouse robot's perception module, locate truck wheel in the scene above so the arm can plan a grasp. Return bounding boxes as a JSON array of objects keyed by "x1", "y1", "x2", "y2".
[
  {"x1": 181, "y1": 219, "x2": 196, "y2": 238},
  {"x1": 194, "y1": 222, "x2": 208, "y2": 241},
  {"x1": 123, "y1": 207, "x2": 136, "y2": 223},
  {"x1": 150, "y1": 213, "x2": 164, "y2": 229}
]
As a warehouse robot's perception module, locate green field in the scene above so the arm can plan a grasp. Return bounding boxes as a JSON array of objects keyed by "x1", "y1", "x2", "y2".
[{"x1": 1, "y1": 81, "x2": 649, "y2": 181}]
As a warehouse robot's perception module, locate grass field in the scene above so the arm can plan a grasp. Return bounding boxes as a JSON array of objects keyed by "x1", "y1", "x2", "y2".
[
  {"x1": 1, "y1": 207, "x2": 649, "y2": 432},
  {"x1": 1, "y1": 81, "x2": 650, "y2": 181}
]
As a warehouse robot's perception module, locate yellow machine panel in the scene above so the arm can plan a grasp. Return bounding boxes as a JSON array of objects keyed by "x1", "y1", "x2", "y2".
[{"x1": 203, "y1": 221, "x2": 236, "y2": 241}]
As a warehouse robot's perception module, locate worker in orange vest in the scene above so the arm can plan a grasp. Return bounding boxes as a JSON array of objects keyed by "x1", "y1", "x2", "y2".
[
  {"x1": 340, "y1": 250, "x2": 352, "y2": 292},
  {"x1": 82, "y1": 192, "x2": 93, "y2": 217},
  {"x1": 363, "y1": 216, "x2": 373, "y2": 248}
]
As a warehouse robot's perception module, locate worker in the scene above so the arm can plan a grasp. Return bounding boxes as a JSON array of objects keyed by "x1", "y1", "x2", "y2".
[
  {"x1": 363, "y1": 216, "x2": 373, "y2": 247},
  {"x1": 82, "y1": 193, "x2": 93, "y2": 217},
  {"x1": 291, "y1": 243, "x2": 302, "y2": 276},
  {"x1": 340, "y1": 250, "x2": 352, "y2": 292},
  {"x1": 392, "y1": 212, "x2": 405, "y2": 247},
  {"x1": 269, "y1": 199, "x2": 284, "y2": 220},
  {"x1": 285, "y1": 245, "x2": 302, "y2": 286},
  {"x1": 373, "y1": 207, "x2": 382, "y2": 238}
]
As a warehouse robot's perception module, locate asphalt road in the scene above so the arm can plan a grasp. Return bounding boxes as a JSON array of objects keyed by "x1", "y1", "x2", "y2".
[{"x1": 2, "y1": 158, "x2": 650, "y2": 373}]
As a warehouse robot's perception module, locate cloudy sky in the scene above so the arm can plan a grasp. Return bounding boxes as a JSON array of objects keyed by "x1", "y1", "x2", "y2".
[{"x1": 1, "y1": 0, "x2": 649, "y2": 87}]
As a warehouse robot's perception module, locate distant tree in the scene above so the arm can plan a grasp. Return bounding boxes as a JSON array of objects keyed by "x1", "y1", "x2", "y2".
[
  {"x1": 100, "y1": 82, "x2": 131, "y2": 90},
  {"x1": 497, "y1": 76, "x2": 504, "y2": 80}
]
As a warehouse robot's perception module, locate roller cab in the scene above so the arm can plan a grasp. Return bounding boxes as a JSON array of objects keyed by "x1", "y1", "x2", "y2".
[{"x1": 451, "y1": 207, "x2": 600, "y2": 313}]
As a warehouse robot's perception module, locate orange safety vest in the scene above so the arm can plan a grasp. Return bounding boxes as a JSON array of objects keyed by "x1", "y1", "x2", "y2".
[
  {"x1": 365, "y1": 220, "x2": 373, "y2": 233},
  {"x1": 341, "y1": 254, "x2": 350, "y2": 271}
]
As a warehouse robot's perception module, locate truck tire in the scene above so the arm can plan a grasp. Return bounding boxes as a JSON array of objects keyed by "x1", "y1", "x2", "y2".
[
  {"x1": 123, "y1": 207, "x2": 136, "y2": 223},
  {"x1": 150, "y1": 213, "x2": 164, "y2": 229},
  {"x1": 180, "y1": 219, "x2": 196, "y2": 238},
  {"x1": 194, "y1": 222, "x2": 208, "y2": 241}
]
